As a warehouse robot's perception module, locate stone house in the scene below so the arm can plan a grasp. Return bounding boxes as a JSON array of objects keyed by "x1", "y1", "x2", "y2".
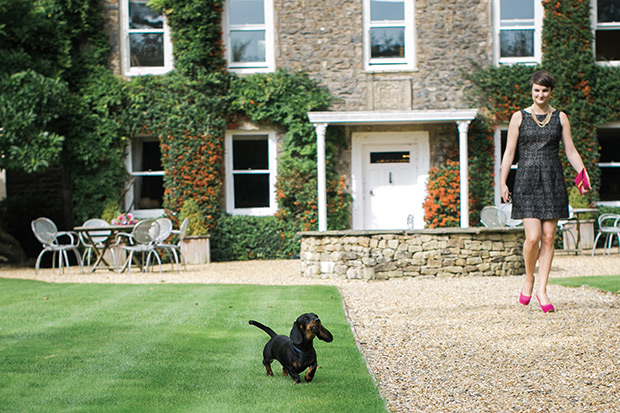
[{"x1": 103, "y1": 0, "x2": 620, "y2": 230}]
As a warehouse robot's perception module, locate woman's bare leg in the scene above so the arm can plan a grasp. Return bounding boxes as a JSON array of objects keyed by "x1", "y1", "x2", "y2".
[
  {"x1": 521, "y1": 218, "x2": 542, "y2": 298},
  {"x1": 535, "y1": 219, "x2": 558, "y2": 305}
]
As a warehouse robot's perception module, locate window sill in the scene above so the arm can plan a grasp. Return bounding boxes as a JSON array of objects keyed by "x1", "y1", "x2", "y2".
[
  {"x1": 228, "y1": 207, "x2": 277, "y2": 217},
  {"x1": 364, "y1": 64, "x2": 417, "y2": 73},
  {"x1": 596, "y1": 61, "x2": 620, "y2": 67},
  {"x1": 131, "y1": 209, "x2": 165, "y2": 219},
  {"x1": 123, "y1": 66, "x2": 174, "y2": 77}
]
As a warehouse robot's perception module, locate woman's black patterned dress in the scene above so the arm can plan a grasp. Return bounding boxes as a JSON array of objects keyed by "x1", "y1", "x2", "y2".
[{"x1": 511, "y1": 110, "x2": 569, "y2": 220}]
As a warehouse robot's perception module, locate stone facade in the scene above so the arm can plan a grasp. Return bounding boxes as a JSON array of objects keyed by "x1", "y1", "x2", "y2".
[
  {"x1": 104, "y1": 1, "x2": 492, "y2": 110},
  {"x1": 102, "y1": 0, "x2": 120, "y2": 76},
  {"x1": 276, "y1": 0, "x2": 492, "y2": 112},
  {"x1": 300, "y1": 228, "x2": 525, "y2": 280},
  {"x1": 101, "y1": 0, "x2": 493, "y2": 224}
]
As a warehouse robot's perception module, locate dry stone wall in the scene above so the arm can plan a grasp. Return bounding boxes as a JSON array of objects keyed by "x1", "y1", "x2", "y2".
[{"x1": 300, "y1": 228, "x2": 525, "y2": 280}]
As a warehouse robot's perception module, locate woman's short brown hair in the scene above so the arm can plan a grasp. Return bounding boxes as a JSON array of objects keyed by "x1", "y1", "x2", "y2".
[{"x1": 529, "y1": 70, "x2": 555, "y2": 90}]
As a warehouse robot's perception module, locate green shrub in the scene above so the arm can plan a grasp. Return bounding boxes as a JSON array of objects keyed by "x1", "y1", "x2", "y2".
[
  {"x1": 101, "y1": 199, "x2": 122, "y2": 224},
  {"x1": 210, "y1": 215, "x2": 302, "y2": 262},
  {"x1": 178, "y1": 199, "x2": 209, "y2": 236}
]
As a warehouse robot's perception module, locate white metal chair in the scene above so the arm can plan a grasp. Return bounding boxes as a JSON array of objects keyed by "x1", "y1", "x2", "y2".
[
  {"x1": 498, "y1": 203, "x2": 522, "y2": 227},
  {"x1": 79, "y1": 218, "x2": 114, "y2": 270},
  {"x1": 31, "y1": 217, "x2": 83, "y2": 275},
  {"x1": 115, "y1": 219, "x2": 162, "y2": 273},
  {"x1": 480, "y1": 206, "x2": 507, "y2": 228},
  {"x1": 155, "y1": 217, "x2": 189, "y2": 272},
  {"x1": 154, "y1": 218, "x2": 173, "y2": 244},
  {"x1": 557, "y1": 206, "x2": 578, "y2": 252},
  {"x1": 591, "y1": 213, "x2": 620, "y2": 256}
]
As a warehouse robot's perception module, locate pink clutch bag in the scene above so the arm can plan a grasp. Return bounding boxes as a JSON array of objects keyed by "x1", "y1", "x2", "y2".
[{"x1": 574, "y1": 169, "x2": 590, "y2": 195}]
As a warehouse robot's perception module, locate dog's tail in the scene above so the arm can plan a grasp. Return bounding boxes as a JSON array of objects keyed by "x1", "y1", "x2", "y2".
[{"x1": 248, "y1": 320, "x2": 278, "y2": 338}]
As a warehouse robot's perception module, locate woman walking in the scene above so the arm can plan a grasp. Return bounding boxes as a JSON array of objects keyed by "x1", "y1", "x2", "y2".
[{"x1": 500, "y1": 70, "x2": 589, "y2": 313}]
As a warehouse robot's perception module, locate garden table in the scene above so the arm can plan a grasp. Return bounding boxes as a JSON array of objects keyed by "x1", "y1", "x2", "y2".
[
  {"x1": 572, "y1": 208, "x2": 598, "y2": 253},
  {"x1": 73, "y1": 224, "x2": 135, "y2": 272}
]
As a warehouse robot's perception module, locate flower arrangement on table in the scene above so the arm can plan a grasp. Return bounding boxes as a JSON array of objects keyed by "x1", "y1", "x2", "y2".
[{"x1": 111, "y1": 213, "x2": 138, "y2": 226}]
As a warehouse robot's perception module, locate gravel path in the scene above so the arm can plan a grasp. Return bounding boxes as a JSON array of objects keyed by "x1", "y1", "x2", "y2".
[{"x1": 2, "y1": 254, "x2": 620, "y2": 412}]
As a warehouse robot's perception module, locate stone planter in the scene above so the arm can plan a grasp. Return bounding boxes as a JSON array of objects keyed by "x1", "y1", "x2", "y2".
[{"x1": 180, "y1": 235, "x2": 211, "y2": 265}]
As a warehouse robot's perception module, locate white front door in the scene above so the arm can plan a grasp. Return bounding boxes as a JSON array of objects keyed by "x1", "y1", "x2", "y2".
[{"x1": 352, "y1": 132, "x2": 430, "y2": 230}]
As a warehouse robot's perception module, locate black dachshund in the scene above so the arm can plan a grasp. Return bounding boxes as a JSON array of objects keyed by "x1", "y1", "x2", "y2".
[{"x1": 249, "y1": 313, "x2": 333, "y2": 383}]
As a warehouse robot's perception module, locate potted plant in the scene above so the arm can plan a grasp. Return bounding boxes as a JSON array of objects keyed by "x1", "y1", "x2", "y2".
[
  {"x1": 100, "y1": 200, "x2": 127, "y2": 265},
  {"x1": 178, "y1": 199, "x2": 211, "y2": 265}
]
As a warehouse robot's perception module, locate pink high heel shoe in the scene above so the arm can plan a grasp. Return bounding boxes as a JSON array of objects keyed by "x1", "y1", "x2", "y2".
[
  {"x1": 519, "y1": 277, "x2": 534, "y2": 306},
  {"x1": 535, "y1": 294, "x2": 555, "y2": 313},
  {"x1": 519, "y1": 292, "x2": 531, "y2": 306}
]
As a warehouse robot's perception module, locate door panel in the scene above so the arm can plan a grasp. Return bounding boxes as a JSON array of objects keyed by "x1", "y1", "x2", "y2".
[
  {"x1": 364, "y1": 144, "x2": 418, "y2": 229},
  {"x1": 352, "y1": 131, "x2": 429, "y2": 230}
]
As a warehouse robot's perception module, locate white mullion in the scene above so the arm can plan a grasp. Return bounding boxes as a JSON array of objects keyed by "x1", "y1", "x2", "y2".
[{"x1": 533, "y1": 0, "x2": 543, "y2": 63}]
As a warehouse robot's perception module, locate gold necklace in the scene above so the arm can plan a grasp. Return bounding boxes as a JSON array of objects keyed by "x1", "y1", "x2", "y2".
[{"x1": 530, "y1": 107, "x2": 552, "y2": 128}]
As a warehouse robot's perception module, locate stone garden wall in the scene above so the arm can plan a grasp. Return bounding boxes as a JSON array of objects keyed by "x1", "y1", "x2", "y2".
[{"x1": 300, "y1": 228, "x2": 525, "y2": 280}]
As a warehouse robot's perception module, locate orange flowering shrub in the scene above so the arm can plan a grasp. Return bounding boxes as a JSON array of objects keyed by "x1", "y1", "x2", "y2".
[
  {"x1": 423, "y1": 160, "x2": 460, "y2": 228},
  {"x1": 161, "y1": 131, "x2": 224, "y2": 232}
]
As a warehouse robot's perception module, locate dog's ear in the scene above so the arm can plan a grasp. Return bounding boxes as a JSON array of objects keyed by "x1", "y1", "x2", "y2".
[
  {"x1": 290, "y1": 322, "x2": 303, "y2": 346},
  {"x1": 318, "y1": 325, "x2": 333, "y2": 342}
]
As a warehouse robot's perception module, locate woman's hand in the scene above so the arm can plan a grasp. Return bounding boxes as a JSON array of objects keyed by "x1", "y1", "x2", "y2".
[{"x1": 500, "y1": 183, "x2": 511, "y2": 203}]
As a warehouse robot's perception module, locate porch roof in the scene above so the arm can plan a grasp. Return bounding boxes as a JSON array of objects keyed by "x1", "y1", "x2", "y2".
[
  {"x1": 308, "y1": 109, "x2": 479, "y2": 231},
  {"x1": 307, "y1": 109, "x2": 478, "y2": 125}
]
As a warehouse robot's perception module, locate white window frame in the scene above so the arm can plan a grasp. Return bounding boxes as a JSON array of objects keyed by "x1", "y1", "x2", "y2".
[
  {"x1": 596, "y1": 122, "x2": 620, "y2": 206},
  {"x1": 493, "y1": 0, "x2": 544, "y2": 65},
  {"x1": 593, "y1": 0, "x2": 620, "y2": 66},
  {"x1": 223, "y1": 0, "x2": 275, "y2": 74},
  {"x1": 225, "y1": 130, "x2": 278, "y2": 216},
  {"x1": 363, "y1": 0, "x2": 416, "y2": 72},
  {"x1": 124, "y1": 136, "x2": 165, "y2": 219},
  {"x1": 119, "y1": 0, "x2": 174, "y2": 77}
]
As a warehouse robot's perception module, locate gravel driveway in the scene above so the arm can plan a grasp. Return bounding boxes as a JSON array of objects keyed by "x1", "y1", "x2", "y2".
[{"x1": 2, "y1": 254, "x2": 619, "y2": 412}]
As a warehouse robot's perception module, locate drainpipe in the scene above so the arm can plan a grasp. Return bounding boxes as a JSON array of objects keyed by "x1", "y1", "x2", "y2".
[
  {"x1": 314, "y1": 123, "x2": 328, "y2": 231},
  {"x1": 457, "y1": 121, "x2": 471, "y2": 228}
]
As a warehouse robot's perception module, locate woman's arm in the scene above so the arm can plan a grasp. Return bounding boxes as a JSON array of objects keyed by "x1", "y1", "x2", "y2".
[
  {"x1": 500, "y1": 111, "x2": 522, "y2": 202},
  {"x1": 560, "y1": 112, "x2": 589, "y2": 180},
  {"x1": 560, "y1": 112, "x2": 591, "y2": 191}
]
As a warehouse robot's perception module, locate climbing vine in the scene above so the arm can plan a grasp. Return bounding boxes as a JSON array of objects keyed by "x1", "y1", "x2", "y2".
[
  {"x1": 428, "y1": 0, "x2": 620, "y2": 228},
  {"x1": 229, "y1": 69, "x2": 351, "y2": 231}
]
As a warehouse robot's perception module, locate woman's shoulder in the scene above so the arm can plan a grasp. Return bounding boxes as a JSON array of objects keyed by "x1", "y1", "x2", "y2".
[
  {"x1": 557, "y1": 110, "x2": 570, "y2": 126},
  {"x1": 510, "y1": 110, "x2": 524, "y2": 123}
]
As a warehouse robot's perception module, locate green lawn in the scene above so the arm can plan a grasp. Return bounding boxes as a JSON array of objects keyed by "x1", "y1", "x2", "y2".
[
  {"x1": 0, "y1": 279, "x2": 386, "y2": 412},
  {"x1": 550, "y1": 275, "x2": 620, "y2": 294}
]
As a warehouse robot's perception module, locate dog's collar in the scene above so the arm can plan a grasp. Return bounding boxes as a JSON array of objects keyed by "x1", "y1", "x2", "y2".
[{"x1": 293, "y1": 346, "x2": 310, "y2": 354}]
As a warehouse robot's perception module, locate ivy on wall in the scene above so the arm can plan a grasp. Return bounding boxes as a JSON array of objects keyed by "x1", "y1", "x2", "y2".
[
  {"x1": 151, "y1": 0, "x2": 227, "y2": 76},
  {"x1": 540, "y1": 0, "x2": 601, "y2": 201},
  {"x1": 426, "y1": 0, "x2": 620, "y2": 227},
  {"x1": 124, "y1": 71, "x2": 229, "y2": 232},
  {"x1": 228, "y1": 69, "x2": 351, "y2": 231}
]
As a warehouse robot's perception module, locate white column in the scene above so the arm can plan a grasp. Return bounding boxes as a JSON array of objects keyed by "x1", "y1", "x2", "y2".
[
  {"x1": 457, "y1": 121, "x2": 471, "y2": 228},
  {"x1": 314, "y1": 123, "x2": 328, "y2": 231}
]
